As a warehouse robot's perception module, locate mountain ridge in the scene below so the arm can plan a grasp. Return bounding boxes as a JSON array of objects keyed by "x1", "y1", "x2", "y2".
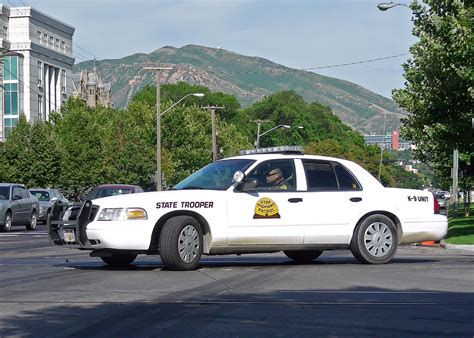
[{"x1": 74, "y1": 44, "x2": 405, "y2": 134}]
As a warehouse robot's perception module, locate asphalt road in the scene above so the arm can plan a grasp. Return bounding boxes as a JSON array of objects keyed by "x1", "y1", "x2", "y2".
[{"x1": 0, "y1": 223, "x2": 473, "y2": 337}]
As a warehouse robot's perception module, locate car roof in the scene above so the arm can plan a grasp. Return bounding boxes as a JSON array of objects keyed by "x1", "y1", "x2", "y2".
[
  {"x1": 0, "y1": 183, "x2": 24, "y2": 187},
  {"x1": 224, "y1": 153, "x2": 355, "y2": 164},
  {"x1": 94, "y1": 184, "x2": 140, "y2": 189}
]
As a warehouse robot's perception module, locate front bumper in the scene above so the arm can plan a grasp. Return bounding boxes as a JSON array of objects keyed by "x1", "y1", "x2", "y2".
[{"x1": 47, "y1": 200, "x2": 99, "y2": 250}]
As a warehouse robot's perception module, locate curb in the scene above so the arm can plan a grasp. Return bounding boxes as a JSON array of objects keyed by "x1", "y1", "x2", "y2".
[
  {"x1": 413, "y1": 241, "x2": 474, "y2": 251},
  {"x1": 439, "y1": 240, "x2": 474, "y2": 252}
]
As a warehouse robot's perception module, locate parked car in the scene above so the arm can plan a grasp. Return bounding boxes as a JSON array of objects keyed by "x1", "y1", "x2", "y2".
[
  {"x1": 80, "y1": 184, "x2": 144, "y2": 201},
  {"x1": 49, "y1": 146, "x2": 448, "y2": 270},
  {"x1": 434, "y1": 191, "x2": 447, "y2": 209},
  {"x1": 29, "y1": 189, "x2": 69, "y2": 223},
  {"x1": 57, "y1": 184, "x2": 145, "y2": 222},
  {"x1": 0, "y1": 183, "x2": 39, "y2": 232}
]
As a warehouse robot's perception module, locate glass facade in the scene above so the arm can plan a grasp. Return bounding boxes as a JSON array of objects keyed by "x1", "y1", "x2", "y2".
[{"x1": 3, "y1": 55, "x2": 21, "y2": 139}]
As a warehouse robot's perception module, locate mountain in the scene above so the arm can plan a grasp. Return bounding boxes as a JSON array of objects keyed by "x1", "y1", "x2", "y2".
[{"x1": 73, "y1": 44, "x2": 406, "y2": 134}]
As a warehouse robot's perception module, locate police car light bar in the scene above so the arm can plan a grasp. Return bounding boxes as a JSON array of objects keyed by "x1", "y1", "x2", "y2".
[{"x1": 239, "y1": 146, "x2": 304, "y2": 155}]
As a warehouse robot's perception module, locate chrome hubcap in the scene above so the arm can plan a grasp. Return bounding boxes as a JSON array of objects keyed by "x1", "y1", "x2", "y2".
[
  {"x1": 31, "y1": 214, "x2": 37, "y2": 228},
  {"x1": 364, "y1": 222, "x2": 393, "y2": 257},
  {"x1": 178, "y1": 225, "x2": 200, "y2": 263}
]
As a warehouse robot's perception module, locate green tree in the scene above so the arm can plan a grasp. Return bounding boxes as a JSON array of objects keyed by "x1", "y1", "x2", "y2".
[
  {"x1": 392, "y1": 0, "x2": 473, "y2": 192},
  {"x1": 51, "y1": 98, "x2": 107, "y2": 198},
  {"x1": 26, "y1": 121, "x2": 63, "y2": 188},
  {"x1": 0, "y1": 115, "x2": 31, "y2": 184},
  {"x1": 0, "y1": 116, "x2": 62, "y2": 188},
  {"x1": 131, "y1": 82, "x2": 241, "y2": 122},
  {"x1": 161, "y1": 103, "x2": 250, "y2": 184},
  {"x1": 102, "y1": 101, "x2": 156, "y2": 189}
]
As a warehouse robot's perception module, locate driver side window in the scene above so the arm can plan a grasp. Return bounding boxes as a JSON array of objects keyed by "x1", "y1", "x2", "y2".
[{"x1": 246, "y1": 159, "x2": 296, "y2": 191}]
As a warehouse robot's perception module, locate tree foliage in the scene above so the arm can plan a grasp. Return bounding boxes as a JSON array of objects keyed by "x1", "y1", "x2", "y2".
[
  {"x1": 131, "y1": 82, "x2": 241, "y2": 122},
  {"x1": 0, "y1": 84, "x2": 430, "y2": 196},
  {"x1": 393, "y1": 0, "x2": 473, "y2": 186}
]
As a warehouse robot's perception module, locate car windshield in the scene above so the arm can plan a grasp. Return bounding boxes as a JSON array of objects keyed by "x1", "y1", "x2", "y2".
[
  {"x1": 173, "y1": 159, "x2": 255, "y2": 191},
  {"x1": 30, "y1": 190, "x2": 50, "y2": 201},
  {"x1": 0, "y1": 187, "x2": 10, "y2": 200}
]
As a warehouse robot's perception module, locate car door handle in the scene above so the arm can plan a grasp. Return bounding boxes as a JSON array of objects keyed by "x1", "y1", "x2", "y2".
[
  {"x1": 350, "y1": 197, "x2": 362, "y2": 202},
  {"x1": 288, "y1": 198, "x2": 303, "y2": 203}
]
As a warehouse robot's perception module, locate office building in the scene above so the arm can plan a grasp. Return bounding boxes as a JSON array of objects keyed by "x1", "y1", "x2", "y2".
[{"x1": 0, "y1": 5, "x2": 75, "y2": 141}]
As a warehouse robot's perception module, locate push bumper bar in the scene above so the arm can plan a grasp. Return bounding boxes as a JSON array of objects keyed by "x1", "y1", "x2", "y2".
[{"x1": 47, "y1": 200, "x2": 98, "y2": 249}]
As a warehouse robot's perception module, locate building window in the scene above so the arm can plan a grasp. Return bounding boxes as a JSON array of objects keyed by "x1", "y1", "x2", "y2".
[
  {"x1": 55, "y1": 38, "x2": 60, "y2": 50},
  {"x1": 42, "y1": 33, "x2": 48, "y2": 45},
  {"x1": 38, "y1": 95, "x2": 43, "y2": 120},
  {"x1": 49, "y1": 36, "x2": 53, "y2": 48},
  {"x1": 37, "y1": 61, "x2": 43, "y2": 86},
  {"x1": 61, "y1": 40, "x2": 66, "y2": 53},
  {"x1": 3, "y1": 26, "x2": 7, "y2": 39},
  {"x1": 4, "y1": 83, "x2": 19, "y2": 116},
  {"x1": 61, "y1": 69, "x2": 66, "y2": 92},
  {"x1": 3, "y1": 56, "x2": 18, "y2": 81},
  {"x1": 37, "y1": 30, "x2": 42, "y2": 43},
  {"x1": 3, "y1": 117, "x2": 18, "y2": 139}
]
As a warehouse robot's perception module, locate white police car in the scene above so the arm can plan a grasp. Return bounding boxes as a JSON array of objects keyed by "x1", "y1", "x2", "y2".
[{"x1": 48, "y1": 146, "x2": 448, "y2": 270}]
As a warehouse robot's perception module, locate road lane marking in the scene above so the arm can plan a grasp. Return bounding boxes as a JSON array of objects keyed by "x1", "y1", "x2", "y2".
[{"x1": 0, "y1": 232, "x2": 48, "y2": 237}]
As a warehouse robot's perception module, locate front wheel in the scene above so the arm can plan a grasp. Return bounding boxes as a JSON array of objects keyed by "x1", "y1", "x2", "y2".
[
  {"x1": 26, "y1": 210, "x2": 37, "y2": 231},
  {"x1": 350, "y1": 214, "x2": 398, "y2": 264},
  {"x1": 101, "y1": 253, "x2": 137, "y2": 267},
  {"x1": 2, "y1": 211, "x2": 12, "y2": 232},
  {"x1": 284, "y1": 250, "x2": 323, "y2": 263},
  {"x1": 159, "y1": 216, "x2": 203, "y2": 271}
]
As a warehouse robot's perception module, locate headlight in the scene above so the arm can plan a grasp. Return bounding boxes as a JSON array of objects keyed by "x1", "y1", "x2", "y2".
[{"x1": 97, "y1": 208, "x2": 147, "y2": 221}]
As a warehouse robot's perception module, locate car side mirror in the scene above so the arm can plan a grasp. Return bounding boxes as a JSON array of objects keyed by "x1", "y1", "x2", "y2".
[
  {"x1": 13, "y1": 194, "x2": 22, "y2": 200},
  {"x1": 51, "y1": 197, "x2": 58, "y2": 202},
  {"x1": 233, "y1": 171, "x2": 245, "y2": 183},
  {"x1": 239, "y1": 178, "x2": 258, "y2": 191}
]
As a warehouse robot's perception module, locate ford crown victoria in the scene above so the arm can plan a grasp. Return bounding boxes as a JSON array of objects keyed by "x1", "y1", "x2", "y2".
[{"x1": 48, "y1": 146, "x2": 448, "y2": 270}]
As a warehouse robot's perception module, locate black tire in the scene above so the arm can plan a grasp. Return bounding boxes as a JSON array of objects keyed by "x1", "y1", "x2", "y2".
[
  {"x1": 159, "y1": 216, "x2": 203, "y2": 271},
  {"x1": 350, "y1": 214, "x2": 398, "y2": 264},
  {"x1": 26, "y1": 210, "x2": 37, "y2": 231},
  {"x1": 284, "y1": 250, "x2": 323, "y2": 263},
  {"x1": 2, "y1": 211, "x2": 12, "y2": 232},
  {"x1": 100, "y1": 253, "x2": 137, "y2": 267}
]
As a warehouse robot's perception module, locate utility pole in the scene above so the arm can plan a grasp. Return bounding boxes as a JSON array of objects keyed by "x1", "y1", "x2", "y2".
[
  {"x1": 143, "y1": 65, "x2": 172, "y2": 191},
  {"x1": 250, "y1": 119, "x2": 270, "y2": 149},
  {"x1": 452, "y1": 149, "x2": 459, "y2": 217},
  {"x1": 202, "y1": 106, "x2": 225, "y2": 161}
]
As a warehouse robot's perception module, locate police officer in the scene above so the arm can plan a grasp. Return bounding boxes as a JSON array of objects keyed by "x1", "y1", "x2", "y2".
[{"x1": 266, "y1": 168, "x2": 288, "y2": 190}]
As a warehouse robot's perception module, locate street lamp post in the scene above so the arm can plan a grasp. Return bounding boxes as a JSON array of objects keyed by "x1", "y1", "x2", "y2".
[
  {"x1": 154, "y1": 91, "x2": 205, "y2": 191},
  {"x1": 377, "y1": 2, "x2": 411, "y2": 11},
  {"x1": 255, "y1": 124, "x2": 303, "y2": 149}
]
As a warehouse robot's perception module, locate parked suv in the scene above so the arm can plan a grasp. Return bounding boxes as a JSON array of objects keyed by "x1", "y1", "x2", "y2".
[{"x1": 0, "y1": 183, "x2": 39, "y2": 232}]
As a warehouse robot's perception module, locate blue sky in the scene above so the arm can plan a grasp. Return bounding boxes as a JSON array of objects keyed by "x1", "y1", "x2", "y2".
[{"x1": 23, "y1": 0, "x2": 417, "y2": 99}]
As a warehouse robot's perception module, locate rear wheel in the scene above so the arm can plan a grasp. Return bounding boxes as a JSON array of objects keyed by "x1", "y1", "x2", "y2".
[
  {"x1": 26, "y1": 210, "x2": 37, "y2": 231},
  {"x1": 284, "y1": 250, "x2": 323, "y2": 263},
  {"x1": 351, "y1": 214, "x2": 398, "y2": 264},
  {"x1": 159, "y1": 216, "x2": 203, "y2": 271},
  {"x1": 2, "y1": 211, "x2": 12, "y2": 232},
  {"x1": 100, "y1": 253, "x2": 137, "y2": 267}
]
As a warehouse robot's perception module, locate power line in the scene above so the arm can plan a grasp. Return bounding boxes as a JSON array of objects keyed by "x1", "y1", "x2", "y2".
[
  {"x1": 301, "y1": 53, "x2": 409, "y2": 71},
  {"x1": 73, "y1": 43, "x2": 99, "y2": 60}
]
